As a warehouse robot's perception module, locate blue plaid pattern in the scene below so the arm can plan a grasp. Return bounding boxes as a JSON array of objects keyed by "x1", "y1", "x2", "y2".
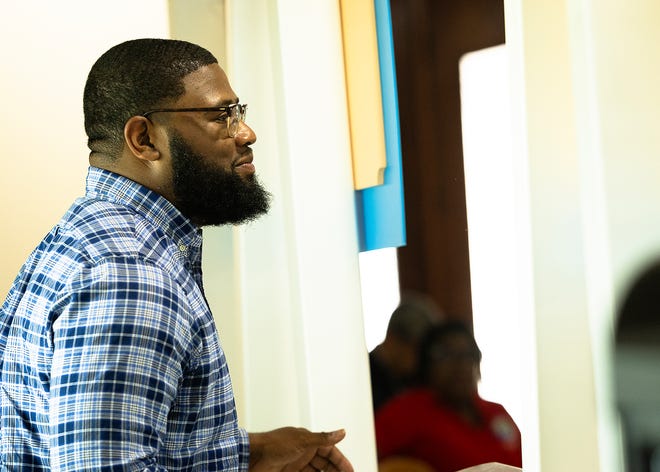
[{"x1": 0, "y1": 167, "x2": 249, "y2": 471}]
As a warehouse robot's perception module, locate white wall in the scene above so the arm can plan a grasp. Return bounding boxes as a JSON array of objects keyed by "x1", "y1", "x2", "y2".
[
  {"x1": 504, "y1": 0, "x2": 660, "y2": 470},
  {"x1": 590, "y1": 0, "x2": 660, "y2": 296},
  {"x1": 588, "y1": 1, "x2": 660, "y2": 467},
  {"x1": 504, "y1": 0, "x2": 605, "y2": 469},
  {"x1": 0, "y1": 0, "x2": 170, "y2": 298}
]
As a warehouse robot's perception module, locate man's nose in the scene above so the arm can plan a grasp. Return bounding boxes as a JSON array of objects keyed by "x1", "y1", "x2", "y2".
[{"x1": 234, "y1": 121, "x2": 256, "y2": 145}]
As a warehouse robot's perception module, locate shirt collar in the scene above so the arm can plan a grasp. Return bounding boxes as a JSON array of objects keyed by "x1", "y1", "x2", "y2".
[{"x1": 84, "y1": 166, "x2": 203, "y2": 251}]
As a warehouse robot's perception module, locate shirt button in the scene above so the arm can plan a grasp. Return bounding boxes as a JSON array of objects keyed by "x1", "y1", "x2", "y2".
[{"x1": 179, "y1": 244, "x2": 187, "y2": 252}]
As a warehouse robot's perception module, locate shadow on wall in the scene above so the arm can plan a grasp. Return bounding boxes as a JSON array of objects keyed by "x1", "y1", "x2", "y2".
[{"x1": 615, "y1": 260, "x2": 660, "y2": 472}]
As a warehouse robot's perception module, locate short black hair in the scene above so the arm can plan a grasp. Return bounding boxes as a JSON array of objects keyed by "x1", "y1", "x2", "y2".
[
  {"x1": 83, "y1": 38, "x2": 218, "y2": 158},
  {"x1": 616, "y1": 260, "x2": 660, "y2": 345}
]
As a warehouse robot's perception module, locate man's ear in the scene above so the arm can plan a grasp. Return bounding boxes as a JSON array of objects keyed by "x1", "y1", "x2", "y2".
[{"x1": 124, "y1": 116, "x2": 161, "y2": 161}]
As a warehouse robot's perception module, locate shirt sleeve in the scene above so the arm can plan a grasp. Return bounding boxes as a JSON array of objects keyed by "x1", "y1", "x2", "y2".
[
  {"x1": 48, "y1": 258, "x2": 192, "y2": 471},
  {"x1": 238, "y1": 427, "x2": 250, "y2": 470}
]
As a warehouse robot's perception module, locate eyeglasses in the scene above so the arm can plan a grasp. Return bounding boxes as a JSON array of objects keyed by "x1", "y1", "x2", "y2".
[{"x1": 141, "y1": 103, "x2": 248, "y2": 138}]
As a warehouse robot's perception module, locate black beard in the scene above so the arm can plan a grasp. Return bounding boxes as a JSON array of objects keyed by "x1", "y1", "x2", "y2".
[{"x1": 169, "y1": 132, "x2": 271, "y2": 226}]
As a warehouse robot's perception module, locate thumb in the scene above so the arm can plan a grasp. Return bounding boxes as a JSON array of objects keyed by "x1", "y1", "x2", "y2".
[{"x1": 314, "y1": 429, "x2": 346, "y2": 446}]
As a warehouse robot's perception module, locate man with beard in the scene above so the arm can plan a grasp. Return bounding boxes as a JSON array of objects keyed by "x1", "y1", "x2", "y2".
[{"x1": 0, "y1": 38, "x2": 352, "y2": 471}]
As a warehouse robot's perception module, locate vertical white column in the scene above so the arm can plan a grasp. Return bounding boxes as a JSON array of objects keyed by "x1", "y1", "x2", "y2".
[
  {"x1": 565, "y1": 1, "x2": 619, "y2": 470},
  {"x1": 506, "y1": 0, "x2": 660, "y2": 468},
  {"x1": 504, "y1": 0, "x2": 603, "y2": 470},
  {"x1": 583, "y1": 0, "x2": 660, "y2": 467},
  {"x1": 225, "y1": 1, "x2": 378, "y2": 470}
]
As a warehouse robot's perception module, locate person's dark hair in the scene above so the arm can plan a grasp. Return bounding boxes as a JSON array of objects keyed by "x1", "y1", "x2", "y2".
[
  {"x1": 418, "y1": 320, "x2": 482, "y2": 383},
  {"x1": 616, "y1": 260, "x2": 660, "y2": 345},
  {"x1": 84, "y1": 38, "x2": 218, "y2": 158},
  {"x1": 386, "y1": 292, "x2": 442, "y2": 344}
]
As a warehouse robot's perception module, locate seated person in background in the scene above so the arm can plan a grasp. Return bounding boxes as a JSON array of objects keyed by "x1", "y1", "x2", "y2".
[
  {"x1": 375, "y1": 320, "x2": 522, "y2": 472},
  {"x1": 369, "y1": 293, "x2": 443, "y2": 412}
]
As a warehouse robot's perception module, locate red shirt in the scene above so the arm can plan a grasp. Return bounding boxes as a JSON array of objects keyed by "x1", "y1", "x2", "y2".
[{"x1": 375, "y1": 388, "x2": 522, "y2": 472}]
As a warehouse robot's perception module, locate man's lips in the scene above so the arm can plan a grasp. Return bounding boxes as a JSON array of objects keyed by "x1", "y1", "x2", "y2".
[{"x1": 234, "y1": 152, "x2": 255, "y2": 173}]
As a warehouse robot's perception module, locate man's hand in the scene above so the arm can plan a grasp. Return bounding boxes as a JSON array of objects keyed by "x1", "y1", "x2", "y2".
[{"x1": 248, "y1": 427, "x2": 354, "y2": 472}]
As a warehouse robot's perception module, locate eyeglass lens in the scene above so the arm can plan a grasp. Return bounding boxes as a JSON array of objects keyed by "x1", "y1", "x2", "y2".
[{"x1": 228, "y1": 104, "x2": 247, "y2": 137}]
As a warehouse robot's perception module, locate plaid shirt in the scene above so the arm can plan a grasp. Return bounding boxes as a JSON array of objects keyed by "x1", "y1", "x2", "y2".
[{"x1": 0, "y1": 167, "x2": 249, "y2": 471}]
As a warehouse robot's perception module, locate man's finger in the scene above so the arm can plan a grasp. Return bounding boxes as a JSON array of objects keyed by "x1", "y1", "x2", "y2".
[
  {"x1": 316, "y1": 445, "x2": 354, "y2": 472},
  {"x1": 308, "y1": 429, "x2": 346, "y2": 447},
  {"x1": 308, "y1": 453, "x2": 330, "y2": 470}
]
